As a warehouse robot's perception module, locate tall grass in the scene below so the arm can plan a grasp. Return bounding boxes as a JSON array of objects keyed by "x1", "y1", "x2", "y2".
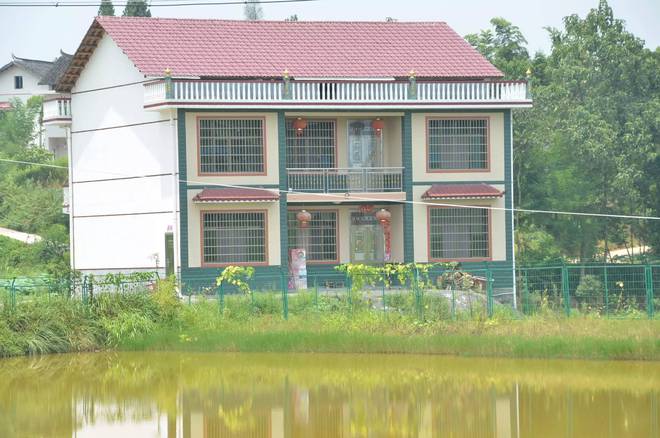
[{"x1": 1, "y1": 280, "x2": 659, "y2": 360}]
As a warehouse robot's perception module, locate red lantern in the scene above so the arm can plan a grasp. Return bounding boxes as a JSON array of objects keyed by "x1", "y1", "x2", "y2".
[
  {"x1": 372, "y1": 118, "x2": 385, "y2": 137},
  {"x1": 296, "y1": 209, "x2": 312, "y2": 228},
  {"x1": 375, "y1": 208, "x2": 391, "y2": 225},
  {"x1": 292, "y1": 117, "x2": 307, "y2": 136}
]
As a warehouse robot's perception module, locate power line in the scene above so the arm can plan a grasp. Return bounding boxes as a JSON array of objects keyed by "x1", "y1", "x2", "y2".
[
  {"x1": 1, "y1": 157, "x2": 659, "y2": 221},
  {"x1": 0, "y1": 0, "x2": 317, "y2": 7}
]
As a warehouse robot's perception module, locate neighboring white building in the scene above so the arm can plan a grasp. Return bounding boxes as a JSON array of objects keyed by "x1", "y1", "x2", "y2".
[
  {"x1": 0, "y1": 53, "x2": 72, "y2": 158},
  {"x1": 53, "y1": 17, "x2": 531, "y2": 292}
]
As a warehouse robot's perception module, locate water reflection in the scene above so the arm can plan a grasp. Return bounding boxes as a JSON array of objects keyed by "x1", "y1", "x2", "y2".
[{"x1": 0, "y1": 352, "x2": 658, "y2": 437}]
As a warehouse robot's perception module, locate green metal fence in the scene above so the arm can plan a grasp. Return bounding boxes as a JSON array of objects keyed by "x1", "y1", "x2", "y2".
[{"x1": 1, "y1": 264, "x2": 658, "y2": 320}]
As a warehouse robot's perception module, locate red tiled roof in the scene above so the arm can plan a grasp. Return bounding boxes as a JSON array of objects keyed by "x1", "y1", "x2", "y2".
[
  {"x1": 422, "y1": 183, "x2": 504, "y2": 199},
  {"x1": 94, "y1": 17, "x2": 502, "y2": 79},
  {"x1": 193, "y1": 188, "x2": 279, "y2": 203}
]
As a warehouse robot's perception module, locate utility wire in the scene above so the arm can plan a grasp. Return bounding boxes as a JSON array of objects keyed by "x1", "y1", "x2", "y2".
[
  {"x1": 0, "y1": 0, "x2": 318, "y2": 7},
  {"x1": 1, "y1": 157, "x2": 659, "y2": 221}
]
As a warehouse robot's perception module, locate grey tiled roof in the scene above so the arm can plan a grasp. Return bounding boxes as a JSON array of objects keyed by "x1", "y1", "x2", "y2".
[
  {"x1": 0, "y1": 55, "x2": 53, "y2": 78},
  {"x1": 38, "y1": 52, "x2": 74, "y2": 87}
]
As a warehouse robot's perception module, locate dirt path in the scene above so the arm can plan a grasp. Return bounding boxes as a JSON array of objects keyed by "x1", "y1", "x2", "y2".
[{"x1": 0, "y1": 226, "x2": 41, "y2": 244}]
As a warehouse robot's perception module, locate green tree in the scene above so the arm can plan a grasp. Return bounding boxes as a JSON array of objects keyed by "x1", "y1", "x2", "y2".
[
  {"x1": 244, "y1": 0, "x2": 263, "y2": 20},
  {"x1": 98, "y1": 0, "x2": 115, "y2": 16},
  {"x1": 469, "y1": 2, "x2": 659, "y2": 261},
  {"x1": 123, "y1": 0, "x2": 151, "y2": 17}
]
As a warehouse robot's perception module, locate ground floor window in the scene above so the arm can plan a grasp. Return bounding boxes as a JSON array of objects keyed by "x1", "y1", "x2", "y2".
[
  {"x1": 428, "y1": 207, "x2": 489, "y2": 260},
  {"x1": 287, "y1": 210, "x2": 338, "y2": 262},
  {"x1": 202, "y1": 211, "x2": 266, "y2": 264}
]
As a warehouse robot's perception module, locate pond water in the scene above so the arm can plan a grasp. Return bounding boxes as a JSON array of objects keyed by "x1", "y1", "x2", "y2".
[{"x1": 0, "y1": 352, "x2": 658, "y2": 437}]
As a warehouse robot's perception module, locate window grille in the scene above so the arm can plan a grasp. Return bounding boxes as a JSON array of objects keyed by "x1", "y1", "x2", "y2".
[
  {"x1": 14, "y1": 76, "x2": 23, "y2": 89},
  {"x1": 287, "y1": 210, "x2": 338, "y2": 261},
  {"x1": 286, "y1": 119, "x2": 336, "y2": 168},
  {"x1": 429, "y1": 207, "x2": 489, "y2": 259},
  {"x1": 428, "y1": 119, "x2": 488, "y2": 170},
  {"x1": 199, "y1": 119, "x2": 264, "y2": 174},
  {"x1": 203, "y1": 211, "x2": 266, "y2": 264}
]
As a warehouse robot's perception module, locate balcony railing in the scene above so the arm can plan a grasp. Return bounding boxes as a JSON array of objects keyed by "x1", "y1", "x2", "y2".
[
  {"x1": 287, "y1": 167, "x2": 404, "y2": 193},
  {"x1": 143, "y1": 79, "x2": 531, "y2": 107},
  {"x1": 43, "y1": 97, "x2": 71, "y2": 125}
]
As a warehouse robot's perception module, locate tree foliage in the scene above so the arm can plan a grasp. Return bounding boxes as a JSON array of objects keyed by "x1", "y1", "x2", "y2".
[
  {"x1": 467, "y1": 1, "x2": 659, "y2": 260},
  {"x1": 244, "y1": 0, "x2": 263, "y2": 20},
  {"x1": 98, "y1": 0, "x2": 115, "y2": 16},
  {"x1": 123, "y1": 0, "x2": 151, "y2": 17},
  {"x1": 0, "y1": 99, "x2": 69, "y2": 275}
]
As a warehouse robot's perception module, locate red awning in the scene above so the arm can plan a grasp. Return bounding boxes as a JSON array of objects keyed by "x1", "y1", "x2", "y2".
[
  {"x1": 422, "y1": 183, "x2": 504, "y2": 200},
  {"x1": 0, "y1": 102, "x2": 12, "y2": 111},
  {"x1": 193, "y1": 188, "x2": 279, "y2": 203}
]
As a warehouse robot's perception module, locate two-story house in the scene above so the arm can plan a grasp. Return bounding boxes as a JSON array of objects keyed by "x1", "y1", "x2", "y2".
[
  {"x1": 0, "y1": 52, "x2": 73, "y2": 158},
  {"x1": 51, "y1": 17, "x2": 531, "y2": 293}
]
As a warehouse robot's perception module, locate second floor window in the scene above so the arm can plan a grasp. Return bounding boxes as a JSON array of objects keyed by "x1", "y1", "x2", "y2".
[
  {"x1": 14, "y1": 76, "x2": 23, "y2": 89},
  {"x1": 198, "y1": 118, "x2": 264, "y2": 174},
  {"x1": 286, "y1": 119, "x2": 336, "y2": 168},
  {"x1": 427, "y1": 118, "x2": 488, "y2": 171}
]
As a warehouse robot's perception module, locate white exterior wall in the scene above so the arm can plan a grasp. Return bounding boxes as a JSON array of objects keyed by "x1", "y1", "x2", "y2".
[
  {"x1": 70, "y1": 34, "x2": 176, "y2": 274},
  {"x1": 0, "y1": 64, "x2": 49, "y2": 102}
]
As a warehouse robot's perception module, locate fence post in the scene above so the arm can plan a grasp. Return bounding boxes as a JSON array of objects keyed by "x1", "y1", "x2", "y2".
[
  {"x1": 450, "y1": 280, "x2": 456, "y2": 320},
  {"x1": 414, "y1": 266, "x2": 422, "y2": 319},
  {"x1": 486, "y1": 269, "x2": 494, "y2": 318},
  {"x1": 81, "y1": 275, "x2": 88, "y2": 305},
  {"x1": 645, "y1": 265, "x2": 654, "y2": 319},
  {"x1": 314, "y1": 277, "x2": 319, "y2": 311},
  {"x1": 603, "y1": 265, "x2": 610, "y2": 318},
  {"x1": 217, "y1": 282, "x2": 225, "y2": 313},
  {"x1": 281, "y1": 271, "x2": 288, "y2": 320},
  {"x1": 522, "y1": 269, "x2": 530, "y2": 315},
  {"x1": 10, "y1": 278, "x2": 16, "y2": 310},
  {"x1": 561, "y1": 265, "x2": 571, "y2": 317}
]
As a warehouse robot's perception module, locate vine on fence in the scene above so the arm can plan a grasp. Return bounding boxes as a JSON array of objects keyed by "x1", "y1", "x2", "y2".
[
  {"x1": 216, "y1": 266, "x2": 255, "y2": 295},
  {"x1": 336, "y1": 262, "x2": 473, "y2": 291}
]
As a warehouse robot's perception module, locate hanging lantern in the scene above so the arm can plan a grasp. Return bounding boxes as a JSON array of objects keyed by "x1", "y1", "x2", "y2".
[
  {"x1": 296, "y1": 209, "x2": 312, "y2": 228},
  {"x1": 372, "y1": 118, "x2": 385, "y2": 137},
  {"x1": 292, "y1": 117, "x2": 307, "y2": 136},
  {"x1": 375, "y1": 208, "x2": 391, "y2": 225}
]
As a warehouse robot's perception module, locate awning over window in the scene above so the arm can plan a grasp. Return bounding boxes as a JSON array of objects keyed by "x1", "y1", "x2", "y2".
[
  {"x1": 192, "y1": 188, "x2": 280, "y2": 203},
  {"x1": 422, "y1": 183, "x2": 504, "y2": 200}
]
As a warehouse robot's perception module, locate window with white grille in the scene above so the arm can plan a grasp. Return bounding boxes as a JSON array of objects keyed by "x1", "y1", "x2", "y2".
[
  {"x1": 427, "y1": 119, "x2": 488, "y2": 170},
  {"x1": 198, "y1": 119, "x2": 264, "y2": 174},
  {"x1": 286, "y1": 119, "x2": 336, "y2": 168},
  {"x1": 287, "y1": 210, "x2": 338, "y2": 262},
  {"x1": 202, "y1": 211, "x2": 266, "y2": 264},
  {"x1": 429, "y1": 207, "x2": 489, "y2": 260}
]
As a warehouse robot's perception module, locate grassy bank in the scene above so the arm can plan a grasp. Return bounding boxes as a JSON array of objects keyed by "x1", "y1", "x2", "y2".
[{"x1": 1, "y1": 283, "x2": 658, "y2": 361}]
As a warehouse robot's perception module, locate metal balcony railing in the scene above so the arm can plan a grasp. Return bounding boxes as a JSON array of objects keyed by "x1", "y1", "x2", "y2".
[{"x1": 287, "y1": 167, "x2": 404, "y2": 193}]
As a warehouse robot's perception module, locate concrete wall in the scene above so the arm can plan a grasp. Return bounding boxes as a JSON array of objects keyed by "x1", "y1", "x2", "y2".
[{"x1": 70, "y1": 33, "x2": 175, "y2": 273}]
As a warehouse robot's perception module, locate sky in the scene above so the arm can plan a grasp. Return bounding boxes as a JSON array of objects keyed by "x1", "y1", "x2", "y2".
[{"x1": 0, "y1": 0, "x2": 658, "y2": 64}]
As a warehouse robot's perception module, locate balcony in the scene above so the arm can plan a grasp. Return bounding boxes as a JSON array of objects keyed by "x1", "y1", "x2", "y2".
[
  {"x1": 43, "y1": 97, "x2": 71, "y2": 126},
  {"x1": 286, "y1": 167, "x2": 404, "y2": 202},
  {"x1": 143, "y1": 79, "x2": 531, "y2": 109}
]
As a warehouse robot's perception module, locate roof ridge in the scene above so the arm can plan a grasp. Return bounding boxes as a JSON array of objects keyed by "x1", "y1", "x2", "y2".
[
  {"x1": 11, "y1": 55, "x2": 53, "y2": 64},
  {"x1": 96, "y1": 16, "x2": 448, "y2": 25}
]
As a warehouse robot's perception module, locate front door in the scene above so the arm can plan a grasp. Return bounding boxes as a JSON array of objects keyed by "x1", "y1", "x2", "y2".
[{"x1": 349, "y1": 212, "x2": 384, "y2": 264}]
